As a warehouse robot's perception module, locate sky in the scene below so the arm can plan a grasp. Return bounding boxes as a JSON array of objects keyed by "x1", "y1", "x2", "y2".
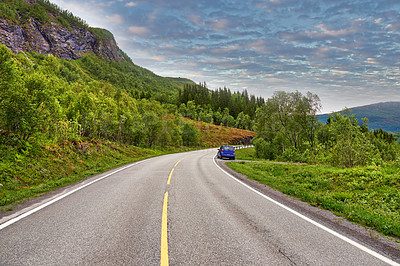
[{"x1": 50, "y1": 0, "x2": 400, "y2": 113}]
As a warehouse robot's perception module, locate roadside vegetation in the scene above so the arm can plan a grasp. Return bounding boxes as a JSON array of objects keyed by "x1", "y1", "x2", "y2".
[
  {"x1": 252, "y1": 91, "x2": 400, "y2": 168},
  {"x1": 228, "y1": 154, "x2": 400, "y2": 239},
  {"x1": 0, "y1": 139, "x2": 167, "y2": 209}
]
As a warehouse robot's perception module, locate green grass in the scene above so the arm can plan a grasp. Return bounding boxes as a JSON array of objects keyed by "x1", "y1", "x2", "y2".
[
  {"x1": 227, "y1": 157, "x2": 400, "y2": 238},
  {"x1": 235, "y1": 147, "x2": 258, "y2": 161}
]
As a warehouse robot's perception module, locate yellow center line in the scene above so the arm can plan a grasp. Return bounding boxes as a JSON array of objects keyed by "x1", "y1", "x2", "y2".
[
  {"x1": 167, "y1": 168, "x2": 174, "y2": 185},
  {"x1": 167, "y1": 155, "x2": 192, "y2": 185},
  {"x1": 161, "y1": 154, "x2": 193, "y2": 266},
  {"x1": 161, "y1": 192, "x2": 169, "y2": 266}
]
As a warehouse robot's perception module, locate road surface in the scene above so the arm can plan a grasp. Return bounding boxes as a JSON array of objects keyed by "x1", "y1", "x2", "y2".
[{"x1": 0, "y1": 149, "x2": 399, "y2": 265}]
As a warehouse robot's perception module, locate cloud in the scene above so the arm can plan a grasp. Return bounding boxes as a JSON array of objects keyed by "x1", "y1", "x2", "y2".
[
  {"x1": 105, "y1": 14, "x2": 123, "y2": 25},
  {"x1": 128, "y1": 26, "x2": 151, "y2": 36},
  {"x1": 125, "y1": 2, "x2": 136, "y2": 7},
  {"x1": 367, "y1": 58, "x2": 379, "y2": 64},
  {"x1": 208, "y1": 18, "x2": 231, "y2": 32},
  {"x1": 385, "y1": 23, "x2": 400, "y2": 31},
  {"x1": 308, "y1": 23, "x2": 359, "y2": 38}
]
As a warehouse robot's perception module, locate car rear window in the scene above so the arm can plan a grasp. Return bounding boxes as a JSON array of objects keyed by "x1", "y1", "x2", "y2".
[{"x1": 222, "y1": 146, "x2": 234, "y2": 151}]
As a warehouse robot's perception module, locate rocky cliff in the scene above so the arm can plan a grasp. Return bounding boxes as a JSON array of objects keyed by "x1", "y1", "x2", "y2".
[{"x1": 0, "y1": 2, "x2": 124, "y2": 62}]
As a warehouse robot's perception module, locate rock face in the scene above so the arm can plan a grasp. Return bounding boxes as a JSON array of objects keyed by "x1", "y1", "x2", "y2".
[{"x1": 0, "y1": 17, "x2": 124, "y2": 62}]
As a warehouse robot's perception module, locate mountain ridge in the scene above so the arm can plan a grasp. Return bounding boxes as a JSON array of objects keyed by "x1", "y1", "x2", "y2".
[
  {"x1": 318, "y1": 102, "x2": 400, "y2": 133},
  {"x1": 0, "y1": 0, "x2": 124, "y2": 62}
]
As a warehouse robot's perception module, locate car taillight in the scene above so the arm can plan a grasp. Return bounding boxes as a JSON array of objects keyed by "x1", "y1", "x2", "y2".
[
  {"x1": 233, "y1": 150, "x2": 235, "y2": 153},
  {"x1": 221, "y1": 149, "x2": 224, "y2": 152}
]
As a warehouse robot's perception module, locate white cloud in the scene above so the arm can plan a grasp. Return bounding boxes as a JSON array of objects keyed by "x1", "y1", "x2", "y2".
[
  {"x1": 313, "y1": 24, "x2": 354, "y2": 37},
  {"x1": 367, "y1": 58, "x2": 379, "y2": 64},
  {"x1": 385, "y1": 23, "x2": 400, "y2": 31},
  {"x1": 209, "y1": 18, "x2": 230, "y2": 32},
  {"x1": 105, "y1": 14, "x2": 123, "y2": 25},
  {"x1": 125, "y1": 1, "x2": 136, "y2": 7},
  {"x1": 129, "y1": 26, "x2": 151, "y2": 36}
]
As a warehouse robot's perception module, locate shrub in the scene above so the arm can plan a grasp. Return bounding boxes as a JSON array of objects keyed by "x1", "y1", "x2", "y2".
[{"x1": 182, "y1": 122, "x2": 199, "y2": 147}]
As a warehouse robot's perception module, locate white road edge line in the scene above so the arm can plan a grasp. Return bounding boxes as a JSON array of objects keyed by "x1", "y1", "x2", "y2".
[
  {"x1": 213, "y1": 157, "x2": 399, "y2": 266},
  {"x1": 0, "y1": 159, "x2": 147, "y2": 231}
]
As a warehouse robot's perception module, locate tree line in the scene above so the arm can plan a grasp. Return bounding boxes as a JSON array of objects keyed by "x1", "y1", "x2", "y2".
[
  {"x1": 253, "y1": 91, "x2": 400, "y2": 167},
  {"x1": 177, "y1": 83, "x2": 265, "y2": 130}
]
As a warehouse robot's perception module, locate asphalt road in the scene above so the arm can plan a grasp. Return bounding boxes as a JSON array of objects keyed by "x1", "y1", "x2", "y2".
[{"x1": 0, "y1": 149, "x2": 398, "y2": 265}]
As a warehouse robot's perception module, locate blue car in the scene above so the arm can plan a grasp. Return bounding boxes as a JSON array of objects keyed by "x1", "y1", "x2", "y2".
[{"x1": 217, "y1": 145, "x2": 235, "y2": 160}]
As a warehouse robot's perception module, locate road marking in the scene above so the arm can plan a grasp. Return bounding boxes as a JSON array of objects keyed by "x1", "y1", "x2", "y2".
[
  {"x1": 213, "y1": 157, "x2": 399, "y2": 266},
  {"x1": 161, "y1": 192, "x2": 169, "y2": 266},
  {"x1": 0, "y1": 160, "x2": 146, "y2": 231},
  {"x1": 167, "y1": 155, "x2": 191, "y2": 185},
  {"x1": 167, "y1": 168, "x2": 174, "y2": 185},
  {"x1": 162, "y1": 155, "x2": 192, "y2": 265}
]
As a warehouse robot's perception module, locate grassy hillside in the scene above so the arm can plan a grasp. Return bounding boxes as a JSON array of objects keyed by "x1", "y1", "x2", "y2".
[{"x1": 318, "y1": 102, "x2": 400, "y2": 133}]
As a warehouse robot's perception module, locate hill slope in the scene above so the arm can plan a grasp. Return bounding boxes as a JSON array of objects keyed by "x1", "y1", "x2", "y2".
[
  {"x1": 0, "y1": 0, "x2": 186, "y2": 102},
  {"x1": 318, "y1": 102, "x2": 400, "y2": 133}
]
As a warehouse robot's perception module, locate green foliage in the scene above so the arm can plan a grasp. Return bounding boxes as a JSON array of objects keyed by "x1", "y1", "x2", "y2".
[
  {"x1": 0, "y1": 45, "x2": 212, "y2": 208},
  {"x1": 0, "y1": 0, "x2": 87, "y2": 27},
  {"x1": 0, "y1": 44, "x2": 190, "y2": 150},
  {"x1": 234, "y1": 147, "x2": 256, "y2": 161},
  {"x1": 394, "y1": 133, "x2": 400, "y2": 144},
  {"x1": 75, "y1": 54, "x2": 179, "y2": 104},
  {"x1": 254, "y1": 91, "x2": 321, "y2": 161},
  {"x1": 89, "y1": 27, "x2": 115, "y2": 40},
  {"x1": 316, "y1": 112, "x2": 400, "y2": 167},
  {"x1": 182, "y1": 121, "x2": 199, "y2": 147},
  {"x1": 325, "y1": 112, "x2": 380, "y2": 167},
  {"x1": 253, "y1": 91, "x2": 399, "y2": 167},
  {"x1": 227, "y1": 161, "x2": 400, "y2": 238},
  {"x1": 0, "y1": 0, "x2": 21, "y2": 21},
  {"x1": 24, "y1": 2, "x2": 49, "y2": 22},
  {"x1": 178, "y1": 83, "x2": 265, "y2": 129},
  {"x1": 252, "y1": 137, "x2": 276, "y2": 160}
]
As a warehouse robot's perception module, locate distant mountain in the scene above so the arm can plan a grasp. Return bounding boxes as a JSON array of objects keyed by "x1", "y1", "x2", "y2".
[{"x1": 318, "y1": 102, "x2": 400, "y2": 133}]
